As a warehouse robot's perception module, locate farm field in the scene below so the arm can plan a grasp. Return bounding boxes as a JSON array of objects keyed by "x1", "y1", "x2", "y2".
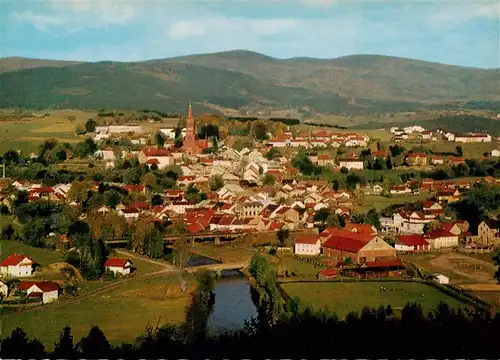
[
  {"x1": 357, "y1": 193, "x2": 429, "y2": 212},
  {"x1": 280, "y1": 281, "x2": 466, "y2": 318},
  {"x1": 0, "y1": 110, "x2": 91, "y2": 153},
  {"x1": 0, "y1": 274, "x2": 196, "y2": 349},
  {"x1": 0, "y1": 109, "x2": 180, "y2": 154}
]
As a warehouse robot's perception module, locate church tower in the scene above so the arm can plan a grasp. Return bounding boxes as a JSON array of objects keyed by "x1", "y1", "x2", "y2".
[{"x1": 182, "y1": 102, "x2": 208, "y2": 155}]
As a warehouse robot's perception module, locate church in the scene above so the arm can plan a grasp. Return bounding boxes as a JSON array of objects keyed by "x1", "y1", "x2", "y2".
[{"x1": 182, "y1": 102, "x2": 209, "y2": 155}]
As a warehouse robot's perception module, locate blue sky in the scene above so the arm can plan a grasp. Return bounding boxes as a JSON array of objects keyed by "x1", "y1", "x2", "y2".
[{"x1": 1, "y1": 0, "x2": 499, "y2": 68}]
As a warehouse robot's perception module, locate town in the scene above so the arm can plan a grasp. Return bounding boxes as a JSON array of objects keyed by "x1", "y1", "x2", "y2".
[{"x1": 1, "y1": 103, "x2": 500, "y2": 349}]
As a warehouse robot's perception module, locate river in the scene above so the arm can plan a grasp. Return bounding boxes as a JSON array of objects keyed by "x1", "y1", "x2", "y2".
[{"x1": 187, "y1": 255, "x2": 258, "y2": 333}]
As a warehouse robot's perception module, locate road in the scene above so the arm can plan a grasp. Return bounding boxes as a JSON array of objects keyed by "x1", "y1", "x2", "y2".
[{"x1": 115, "y1": 249, "x2": 178, "y2": 271}]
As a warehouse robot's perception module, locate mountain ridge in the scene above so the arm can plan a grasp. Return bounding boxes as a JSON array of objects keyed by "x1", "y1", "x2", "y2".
[{"x1": 0, "y1": 50, "x2": 498, "y2": 115}]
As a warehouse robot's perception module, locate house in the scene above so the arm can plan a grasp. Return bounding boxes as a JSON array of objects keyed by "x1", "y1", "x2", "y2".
[
  {"x1": 317, "y1": 154, "x2": 335, "y2": 167},
  {"x1": 322, "y1": 230, "x2": 396, "y2": 263},
  {"x1": 237, "y1": 202, "x2": 264, "y2": 217},
  {"x1": 138, "y1": 147, "x2": 174, "y2": 169},
  {"x1": 432, "y1": 273, "x2": 449, "y2": 284},
  {"x1": 406, "y1": 153, "x2": 427, "y2": 166},
  {"x1": 0, "y1": 254, "x2": 35, "y2": 277},
  {"x1": 424, "y1": 229, "x2": 459, "y2": 249},
  {"x1": 422, "y1": 201, "x2": 444, "y2": 217},
  {"x1": 454, "y1": 133, "x2": 491, "y2": 143},
  {"x1": 394, "y1": 211, "x2": 432, "y2": 234},
  {"x1": 477, "y1": 219, "x2": 500, "y2": 245},
  {"x1": 372, "y1": 184, "x2": 384, "y2": 195},
  {"x1": 448, "y1": 157, "x2": 465, "y2": 166},
  {"x1": 339, "y1": 159, "x2": 364, "y2": 170},
  {"x1": 430, "y1": 156, "x2": 444, "y2": 165},
  {"x1": 294, "y1": 235, "x2": 321, "y2": 256},
  {"x1": 421, "y1": 130, "x2": 433, "y2": 140},
  {"x1": 94, "y1": 148, "x2": 116, "y2": 161},
  {"x1": 104, "y1": 258, "x2": 133, "y2": 275},
  {"x1": 18, "y1": 281, "x2": 59, "y2": 304},
  {"x1": 435, "y1": 189, "x2": 460, "y2": 203},
  {"x1": 317, "y1": 268, "x2": 338, "y2": 280},
  {"x1": 395, "y1": 234, "x2": 430, "y2": 252},
  {"x1": 439, "y1": 221, "x2": 463, "y2": 236},
  {"x1": 0, "y1": 280, "x2": 8, "y2": 296},
  {"x1": 390, "y1": 185, "x2": 412, "y2": 195},
  {"x1": 344, "y1": 223, "x2": 377, "y2": 235},
  {"x1": 491, "y1": 149, "x2": 500, "y2": 157}
]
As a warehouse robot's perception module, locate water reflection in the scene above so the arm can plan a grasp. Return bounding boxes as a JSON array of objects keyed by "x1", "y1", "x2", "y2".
[{"x1": 207, "y1": 271, "x2": 258, "y2": 333}]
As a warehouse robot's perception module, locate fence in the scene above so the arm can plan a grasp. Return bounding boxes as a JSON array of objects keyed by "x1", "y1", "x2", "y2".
[{"x1": 1, "y1": 298, "x2": 43, "y2": 309}]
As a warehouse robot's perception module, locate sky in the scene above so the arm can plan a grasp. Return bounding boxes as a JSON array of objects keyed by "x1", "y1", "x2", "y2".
[{"x1": 1, "y1": 0, "x2": 499, "y2": 68}]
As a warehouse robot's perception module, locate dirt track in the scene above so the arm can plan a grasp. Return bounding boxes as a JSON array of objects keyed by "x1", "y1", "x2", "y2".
[{"x1": 428, "y1": 252, "x2": 497, "y2": 284}]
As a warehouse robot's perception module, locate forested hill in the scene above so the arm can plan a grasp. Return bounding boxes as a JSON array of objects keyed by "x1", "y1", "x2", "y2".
[{"x1": 0, "y1": 50, "x2": 498, "y2": 114}]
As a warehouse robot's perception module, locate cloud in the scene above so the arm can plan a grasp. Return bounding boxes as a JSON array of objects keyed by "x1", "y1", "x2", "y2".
[
  {"x1": 11, "y1": 11, "x2": 67, "y2": 31},
  {"x1": 430, "y1": 1, "x2": 500, "y2": 24},
  {"x1": 169, "y1": 21, "x2": 206, "y2": 40},
  {"x1": 168, "y1": 17, "x2": 302, "y2": 41},
  {"x1": 12, "y1": 0, "x2": 139, "y2": 31}
]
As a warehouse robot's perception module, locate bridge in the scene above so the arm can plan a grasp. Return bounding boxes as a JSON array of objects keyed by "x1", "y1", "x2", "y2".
[
  {"x1": 105, "y1": 228, "x2": 312, "y2": 246},
  {"x1": 185, "y1": 261, "x2": 249, "y2": 274}
]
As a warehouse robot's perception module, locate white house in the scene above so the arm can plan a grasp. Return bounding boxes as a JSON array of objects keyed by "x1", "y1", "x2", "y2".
[
  {"x1": 0, "y1": 254, "x2": 35, "y2": 278},
  {"x1": 138, "y1": 147, "x2": 174, "y2": 170},
  {"x1": 491, "y1": 149, "x2": 500, "y2": 157},
  {"x1": 339, "y1": 159, "x2": 364, "y2": 170},
  {"x1": 294, "y1": 235, "x2": 321, "y2": 255},
  {"x1": 118, "y1": 208, "x2": 140, "y2": 220},
  {"x1": 424, "y1": 229, "x2": 459, "y2": 249},
  {"x1": 395, "y1": 234, "x2": 430, "y2": 252},
  {"x1": 432, "y1": 273, "x2": 449, "y2": 284},
  {"x1": 159, "y1": 128, "x2": 176, "y2": 139},
  {"x1": 454, "y1": 133, "x2": 492, "y2": 143},
  {"x1": 94, "y1": 149, "x2": 116, "y2": 161},
  {"x1": 19, "y1": 281, "x2": 59, "y2": 304},
  {"x1": 104, "y1": 258, "x2": 133, "y2": 275},
  {"x1": 393, "y1": 211, "x2": 431, "y2": 234}
]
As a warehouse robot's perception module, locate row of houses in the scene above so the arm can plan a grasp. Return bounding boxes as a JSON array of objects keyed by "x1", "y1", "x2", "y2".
[{"x1": 268, "y1": 130, "x2": 369, "y2": 148}]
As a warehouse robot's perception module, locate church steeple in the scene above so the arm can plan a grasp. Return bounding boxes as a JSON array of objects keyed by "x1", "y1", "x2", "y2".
[{"x1": 188, "y1": 101, "x2": 193, "y2": 121}]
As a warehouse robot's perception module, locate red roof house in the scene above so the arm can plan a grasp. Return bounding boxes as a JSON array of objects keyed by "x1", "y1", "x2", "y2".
[
  {"x1": 0, "y1": 254, "x2": 35, "y2": 277},
  {"x1": 104, "y1": 258, "x2": 133, "y2": 275}
]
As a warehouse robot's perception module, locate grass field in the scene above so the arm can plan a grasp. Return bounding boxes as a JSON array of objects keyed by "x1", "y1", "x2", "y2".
[
  {"x1": 0, "y1": 110, "x2": 92, "y2": 153},
  {"x1": 0, "y1": 274, "x2": 195, "y2": 349},
  {"x1": 190, "y1": 242, "x2": 255, "y2": 263},
  {"x1": 280, "y1": 281, "x2": 466, "y2": 318},
  {"x1": 357, "y1": 193, "x2": 430, "y2": 213},
  {"x1": 0, "y1": 240, "x2": 63, "y2": 266},
  {"x1": 278, "y1": 255, "x2": 321, "y2": 277}
]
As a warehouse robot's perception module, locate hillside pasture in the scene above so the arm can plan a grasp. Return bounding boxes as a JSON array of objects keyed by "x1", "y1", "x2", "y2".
[
  {"x1": 1, "y1": 275, "x2": 195, "y2": 349},
  {"x1": 0, "y1": 240, "x2": 63, "y2": 267}
]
